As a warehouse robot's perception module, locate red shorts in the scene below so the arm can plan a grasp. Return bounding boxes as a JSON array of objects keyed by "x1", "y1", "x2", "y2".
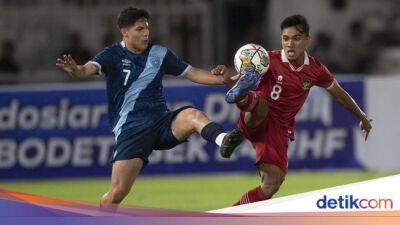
[{"x1": 238, "y1": 113, "x2": 289, "y2": 173}]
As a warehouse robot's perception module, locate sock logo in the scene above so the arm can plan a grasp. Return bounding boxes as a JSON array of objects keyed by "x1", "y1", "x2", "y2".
[{"x1": 316, "y1": 195, "x2": 393, "y2": 209}]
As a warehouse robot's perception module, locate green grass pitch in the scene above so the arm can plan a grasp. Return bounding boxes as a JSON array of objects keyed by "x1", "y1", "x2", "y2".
[{"x1": 1, "y1": 171, "x2": 395, "y2": 211}]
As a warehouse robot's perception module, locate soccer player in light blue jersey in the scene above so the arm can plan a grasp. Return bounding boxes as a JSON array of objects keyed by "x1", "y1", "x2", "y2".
[{"x1": 56, "y1": 7, "x2": 243, "y2": 209}]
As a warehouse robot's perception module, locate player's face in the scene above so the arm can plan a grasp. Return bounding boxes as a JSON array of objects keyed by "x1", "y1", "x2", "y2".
[
  {"x1": 281, "y1": 26, "x2": 310, "y2": 63},
  {"x1": 122, "y1": 18, "x2": 150, "y2": 53}
]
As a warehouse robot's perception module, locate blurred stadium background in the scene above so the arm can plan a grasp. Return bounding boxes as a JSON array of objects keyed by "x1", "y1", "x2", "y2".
[{"x1": 0, "y1": 0, "x2": 399, "y2": 211}]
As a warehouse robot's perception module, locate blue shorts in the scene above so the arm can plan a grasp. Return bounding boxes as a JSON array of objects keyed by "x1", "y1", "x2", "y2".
[{"x1": 111, "y1": 106, "x2": 193, "y2": 167}]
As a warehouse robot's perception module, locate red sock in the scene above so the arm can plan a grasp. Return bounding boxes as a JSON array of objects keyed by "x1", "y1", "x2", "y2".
[
  {"x1": 233, "y1": 186, "x2": 269, "y2": 206},
  {"x1": 236, "y1": 91, "x2": 260, "y2": 112}
]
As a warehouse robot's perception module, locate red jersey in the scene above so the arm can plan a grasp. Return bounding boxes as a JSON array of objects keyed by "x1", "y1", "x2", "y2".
[{"x1": 256, "y1": 50, "x2": 334, "y2": 135}]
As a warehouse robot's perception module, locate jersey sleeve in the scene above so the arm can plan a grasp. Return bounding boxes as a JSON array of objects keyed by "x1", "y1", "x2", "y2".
[
  {"x1": 88, "y1": 47, "x2": 113, "y2": 76},
  {"x1": 163, "y1": 48, "x2": 190, "y2": 76},
  {"x1": 315, "y1": 64, "x2": 334, "y2": 89}
]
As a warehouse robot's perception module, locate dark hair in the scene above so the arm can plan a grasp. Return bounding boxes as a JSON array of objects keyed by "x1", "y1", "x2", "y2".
[
  {"x1": 117, "y1": 7, "x2": 150, "y2": 29},
  {"x1": 280, "y1": 14, "x2": 310, "y2": 36}
]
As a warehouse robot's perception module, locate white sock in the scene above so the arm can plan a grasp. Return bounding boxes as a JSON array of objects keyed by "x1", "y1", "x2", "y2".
[{"x1": 215, "y1": 133, "x2": 227, "y2": 147}]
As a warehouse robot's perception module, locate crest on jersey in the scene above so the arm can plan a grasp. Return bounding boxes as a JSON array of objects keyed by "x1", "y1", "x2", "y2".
[
  {"x1": 301, "y1": 77, "x2": 312, "y2": 90},
  {"x1": 150, "y1": 57, "x2": 161, "y2": 67}
]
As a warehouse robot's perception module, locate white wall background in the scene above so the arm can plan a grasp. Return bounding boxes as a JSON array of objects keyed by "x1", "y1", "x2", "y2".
[{"x1": 355, "y1": 75, "x2": 400, "y2": 171}]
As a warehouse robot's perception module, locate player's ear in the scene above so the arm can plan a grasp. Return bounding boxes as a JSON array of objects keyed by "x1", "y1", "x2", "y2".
[
  {"x1": 120, "y1": 27, "x2": 128, "y2": 38},
  {"x1": 305, "y1": 35, "x2": 311, "y2": 44}
]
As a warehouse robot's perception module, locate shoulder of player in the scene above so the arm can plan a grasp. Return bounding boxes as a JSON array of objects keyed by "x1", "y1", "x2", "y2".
[
  {"x1": 143, "y1": 44, "x2": 173, "y2": 59},
  {"x1": 148, "y1": 44, "x2": 169, "y2": 52},
  {"x1": 267, "y1": 49, "x2": 281, "y2": 58},
  {"x1": 266, "y1": 50, "x2": 281, "y2": 66},
  {"x1": 98, "y1": 44, "x2": 120, "y2": 55},
  {"x1": 306, "y1": 53, "x2": 333, "y2": 79},
  {"x1": 307, "y1": 53, "x2": 325, "y2": 68}
]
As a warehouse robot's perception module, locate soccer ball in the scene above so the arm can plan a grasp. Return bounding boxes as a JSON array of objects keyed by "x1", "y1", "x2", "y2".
[{"x1": 234, "y1": 43, "x2": 269, "y2": 76}]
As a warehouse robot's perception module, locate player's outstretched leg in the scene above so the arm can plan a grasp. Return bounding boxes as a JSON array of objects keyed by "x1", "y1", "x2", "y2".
[
  {"x1": 219, "y1": 128, "x2": 244, "y2": 158},
  {"x1": 170, "y1": 107, "x2": 245, "y2": 156},
  {"x1": 225, "y1": 70, "x2": 261, "y2": 103}
]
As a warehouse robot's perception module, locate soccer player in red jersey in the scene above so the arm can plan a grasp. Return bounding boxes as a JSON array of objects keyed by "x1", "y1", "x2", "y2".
[{"x1": 213, "y1": 15, "x2": 373, "y2": 206}]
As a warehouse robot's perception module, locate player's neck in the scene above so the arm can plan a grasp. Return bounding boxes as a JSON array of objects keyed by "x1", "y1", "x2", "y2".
[
  {"x1": 290, "y1": 53, "x2": 305, "y2": 66},
  {"x1": 122, "y1": 40, "x2": 144, "y2": 54}
]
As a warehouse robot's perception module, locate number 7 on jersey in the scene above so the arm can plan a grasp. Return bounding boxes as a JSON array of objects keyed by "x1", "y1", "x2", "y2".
[{"x1": 123, "y1": 69, "x2": 131, "y2": 86}]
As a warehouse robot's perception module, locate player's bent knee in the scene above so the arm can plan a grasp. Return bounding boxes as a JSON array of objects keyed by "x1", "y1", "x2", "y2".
[
  {"x1": 179, "y1": 108, "x2": 210, "y2": 129},
  {"x1": 184, "y1": 108, "x2": 206, "y2": 121},
  {"x1": 244, "y1": 112, "x2": 265, "y2": 128},
  {"x1": 243, "y1": 99, "x2": 268, "y2": 128}
]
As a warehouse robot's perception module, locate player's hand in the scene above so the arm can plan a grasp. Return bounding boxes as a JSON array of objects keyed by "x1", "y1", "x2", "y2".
[
  {"x1": 211, "y1": 65, "x2": 236, "y2": 88},
  {"x1": 359, "y1": 117, "x2": 372, "y2": 141},
  {"x1": 56, "y1": 54, "x2": 79, "y2": 75},
  {"x1": 211, "y1": 65, "x2": 228, "y2": 76}
]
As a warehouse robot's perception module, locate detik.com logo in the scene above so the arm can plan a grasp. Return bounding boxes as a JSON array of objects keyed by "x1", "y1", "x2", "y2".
[{"x1": 316, "y1": 195, "x2": 393, "y2": 209}]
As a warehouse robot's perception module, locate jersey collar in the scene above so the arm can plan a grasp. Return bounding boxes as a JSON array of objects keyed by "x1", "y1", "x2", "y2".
[
  {"x1": 281, "y1": 49, "x2": 309, "y2": 72},
  {"x1": 120, "y1": 41, "x2": 150, "y2": 55}
]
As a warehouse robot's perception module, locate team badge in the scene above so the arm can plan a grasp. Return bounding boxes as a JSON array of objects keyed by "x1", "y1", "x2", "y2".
[
  {"x1": 150, "y1": 57, "x2": 160, "y2": 67},
  {"x1": 301, "y1": 77, "x2": 312, "y2": 90}
]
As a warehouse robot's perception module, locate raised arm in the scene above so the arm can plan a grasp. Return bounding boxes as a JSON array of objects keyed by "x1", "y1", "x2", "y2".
[
  {"x1": 56, "y1": 54, "x2": 98, "y2": 79},
  {"x1": 184, "y1": 66, "x2": 225, "y2": 85},
  {"x1": 211, "y1": 64, "x2": 238, "y2": 88},
  {"x1": 327, "y1": 80, "x2": 372, "y2": 140}
]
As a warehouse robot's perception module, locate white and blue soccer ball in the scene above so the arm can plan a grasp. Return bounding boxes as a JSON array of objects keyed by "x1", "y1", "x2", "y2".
[{"x1": 234, "y1": 43, "x2": 269, "y2": 76}]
